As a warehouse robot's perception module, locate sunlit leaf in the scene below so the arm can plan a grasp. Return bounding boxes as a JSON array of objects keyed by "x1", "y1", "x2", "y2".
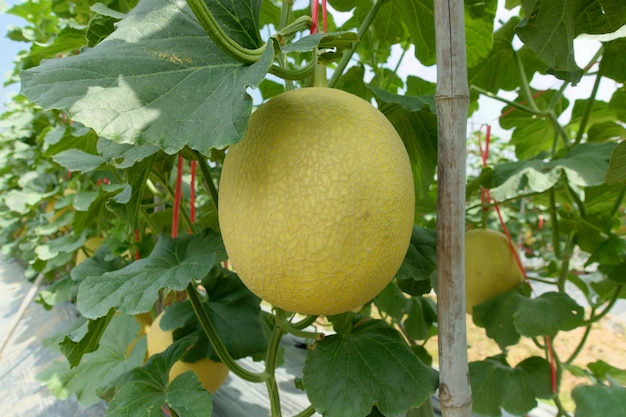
[
  {"x1": 77, "y1": 230, "x2": 223, "y2": 318},
  {"x1": 20, "y1": 0, "x2": 274, "y2": 155}
]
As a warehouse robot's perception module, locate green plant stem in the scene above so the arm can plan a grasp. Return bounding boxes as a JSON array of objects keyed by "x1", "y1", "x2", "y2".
[
  {"x1": 313, "y1": 50, "x2": 328, "y2": 87},
  {"x1": 610, "y1": 186, "x2": 626, "y2": 216},
  {"x1": 278, "y1": 0, "x2": 294, "y2": 90},
  {"x1": 328, "y1": 0, "x2": 389, "y2": 88},
  {"x1": 514, "y1": 49, "x2": 539, "y2": 112},
  {"x1": 269, "y1": 60, "x2": 316, "y2": 81},
  {"x1": 574, "y1": 47, "x2": 604, "y2": 144},
  {"x1": 185, "y1": 0, "x2": 266, "y2": 64},
  {"x1": 564, "y1": 316, "x2": 594, "y2": 365},
  {"x1": 547, "y1": 110, "x2": 571, "y2": 151},
  {"x1": 194, "y1": 152, "x2": 219, "y2": 210},
  {"x1": 557, "y1": 234, "x2": 575, "y2": 292},
  {"x1": 293, "y1": 405, "x2": 317, "y2": 417},
  {"x1": 383, "y1": 38, "x2": 410, "y2": 90},
  {"x1": 186, "y1": 284, "x2": 268, "y2": 383},
  {"x1": 265, "y1": 326, "x2": 286, "y2": 417},
  {"x1": 470, "y1": 85, "x2": 538, "y2": 115},
  {"x1": 140, "y1": 207, "x2": 164, "y2": 235},
  {"x1": 290, "y1": 314, "x2": 318, "y2": 330},
  {"x1": 582, "y1": 285, "x2": 623, "y2": 326},
  {"x1": 275, "y1": 309, "x2": 319, "y2": 340},
  {"x1": 553, "y1": 394, "x2": 572, "y2": 417},
  {"x1": 549, "y1": 188, "x2": 562, "y2": 260},
  {"x1": 562, "y1": 171, "x2": 586, "y2": 218}
]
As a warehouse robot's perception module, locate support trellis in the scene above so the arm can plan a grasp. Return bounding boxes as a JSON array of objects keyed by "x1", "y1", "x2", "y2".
[{"x1": 433, "y1": 1, "x2": 473, "y2": 417}]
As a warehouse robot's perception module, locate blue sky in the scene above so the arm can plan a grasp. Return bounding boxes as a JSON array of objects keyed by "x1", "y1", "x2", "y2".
[{"x1": 0, "y1": 0, "x2": 24, "y2": 109}]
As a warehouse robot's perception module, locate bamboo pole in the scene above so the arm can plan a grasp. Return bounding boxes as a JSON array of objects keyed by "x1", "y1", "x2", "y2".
[{"x1": 433, "y1": 1, "x2": 472, "y2": 417}]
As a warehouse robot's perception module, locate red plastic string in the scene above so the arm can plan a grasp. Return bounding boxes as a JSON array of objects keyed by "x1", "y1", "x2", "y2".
[
  {"x1": 478, "y1": 124, "x2": 557, "y2": 393},
  {"x1": 190, "y1": 160, "x2": 196, "y2": 225},
  {"x1": 310, "y1": 0, "x2": 319, "y2": 34},
  {"x1": 172, "y1": 154, "x2": 184, "y2": 239},
  {"x1": 310, "y1": 0, "x2": 327, "y2": 34},
  {"x1": 134, "y1": 229, "x2": 141, "y2": 260},
  {"x1": 322, "y1": 0, "x2": 327, "y2": 33}
]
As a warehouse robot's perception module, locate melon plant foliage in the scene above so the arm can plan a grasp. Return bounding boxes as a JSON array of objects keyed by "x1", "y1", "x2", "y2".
[{"x1": 1, "y1": 0, "x2": 626, "y2": 416}]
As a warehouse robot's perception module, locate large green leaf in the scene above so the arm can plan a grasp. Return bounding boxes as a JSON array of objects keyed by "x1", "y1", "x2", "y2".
[
  {"x1": 20, "y1": 0, "x2": 274, "y2": 155},
  {"x1": 37, "y1": 314, "x2": 147, "y2": 406},
  {"x1": 605, "y1": 141, "x2": 626, "y2": 185},
  {"x1": 473, "y1": 287, "x2": 528, "y2": 349},
  {"x1": 600, "y1": 37, "x2": 626, "y2": 83},
  {"x1": 395, "y1": 226, "x2": 437, "y2": 296},
  {"x1": 380, "y1": 103, "x2": 438, "y2": 202},
  {"x1": 572, "y1": 384, "x2": 626, "y2": 417},
  {"x1": 77, "y1": 230, "x2": 224, "y2": 318},
  {"x1": 60, "y1": 310, "x2": 116, "y2": 368},
  {"x1": 491, "y1": 142, "x2": 616, "y2": 200},
  {"x1": 513, "y1": 292, "x2": 585, "y2": 337},
  {"x1": 105, "y1": 334, "x2": 213, "y2": 417},
  {"x1": 516, "y1": 0, "x2": 626, "y2": 83},
  {"x1": 470, "y1": 355, "x2": 553, "y2": 416},
  {"x1": 303, "y1": 319, "x2": 438, "y2": 417}
]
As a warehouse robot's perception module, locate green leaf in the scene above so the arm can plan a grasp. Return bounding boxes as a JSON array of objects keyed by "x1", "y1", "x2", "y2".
[
  {"x1": 20, "y1": 0, "x2": 274, "y2": 155},
  {"x1": 303, "y1": 320, "x2": 438, "y2": 417},
  {"x1": 395, "y1": 0, "x2": 435, "y2": 66},
  {"x1": 77, "y1": 230, "x2": 223, "y2": 318},
  {"x1": 53, "y1": 149, "x2": 106, "y2": 172},
  {"x1": 600, "y1": 37, "x2": 626, "y2": 83},
  {"x1": 206, "y1": 0, "x2": 263, "y2": 49},
  {"x1": 587, "y1": 360, "x2": 626, "y2": 384},
  {"x1": 464, "y1": 0, "x2": 498, "y2": 68},
  {"x1": 105, "y1": 334, "x2": 213, "y2": 417},
  {"x1": 106, "y1": 152, "x2": 158, "y2": 231},
  {"x1": 587, "y1": 121, "x2": 626, "y2": 142},
  {"x1": 572, "y1": 384, "x2": 626, "y2": 417},
  {"x1": 609, "y1": 87, "x2": 626, "y2": 122},
  {"x1": 281, "y1": 31, "x2": 357, "y2": 54},
  {"x1": 403, "y1": 297, "x2": 437, "y2": 341},
  {"x1": 605, "y1": 141, "x2": 626, "y2": 185},
  {"x1": 37, "y1": 314, "x2": 147, "y2": 406},
  {"x1": 375, "y1": 283, "x2": 409, "y2": 321},
  {"x1": 60, "y1": 310, "x2": 115, "y2": 368},
  {"x1": 516, "y1": 0, "x2": 626, "y2": 83},
  {"x1": 513, "y1": 292, "x2": 585, "y2": 337},
  {"x1": 380, "y1": 104, "x2": 438, "y2": 202},
  {"x1": 96, "y1": 137, "x2": 160, "y2": 168},
  {"x1": 71, "y1": 244, "x2": 124, "y2": 283},
  {"x1": 469, "y1": 17, "x2": 545, "y2": 93},
  {"x1": 473, "y1": 287, "x2": 528, "y2": 349},
  {"x1": 35, "y1": 232, "x2": 86, "y2": 261},
  {"x1": 22, "y1": 26, "x2": 87, "y2": 69},
  {"x1": 470, "y1": 355, "x2": 553, "y2": 416},
  {"x1": 160, "y1": 270, "x2": 268, "y2": 361},
  {"x1": 491, "y1": 142, "x2": 616, "y2": 200},
  {"x1": 395, "y1": 226, "x2": 437, "y2": 296}
]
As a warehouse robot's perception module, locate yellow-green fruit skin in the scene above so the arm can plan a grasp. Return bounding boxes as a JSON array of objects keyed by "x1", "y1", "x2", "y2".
[
  {"x1": 218, "y1": 87, "x2": 415, "y2": 316},
  {"x1": 465, "y1": 229, "x2": 524, "y2": 314},
  {"x1": 146, "y1": 312, "x2": 229, "y2": 393}
]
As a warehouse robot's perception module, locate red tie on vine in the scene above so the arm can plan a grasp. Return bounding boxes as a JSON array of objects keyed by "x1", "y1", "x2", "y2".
[
  {"x1": 478, "y1": 125, "x2": 557, "y2": 394},
  {"x1": 310, "y1": 0, "x2": 327, "y2": 34}
]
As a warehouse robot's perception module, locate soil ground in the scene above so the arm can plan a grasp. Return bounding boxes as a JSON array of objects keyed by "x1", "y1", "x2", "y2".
[{"x1": 423, "y1": 312, "x2": 626, "y2": 412}]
